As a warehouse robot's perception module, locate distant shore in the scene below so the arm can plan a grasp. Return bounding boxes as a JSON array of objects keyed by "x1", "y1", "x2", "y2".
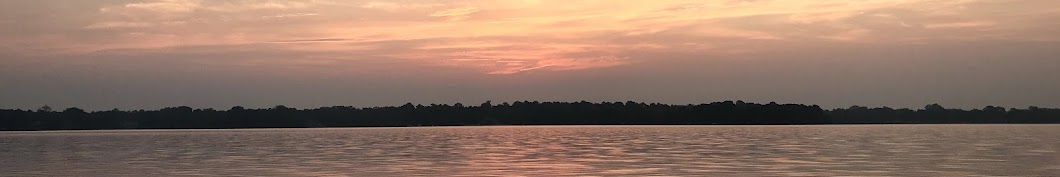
[{"x1": 2, "y1": 101, "x2": 1057, "y2": 131}]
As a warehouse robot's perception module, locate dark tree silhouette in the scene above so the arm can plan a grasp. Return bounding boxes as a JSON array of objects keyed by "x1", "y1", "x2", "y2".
[
  {"x1": 0, "y1": 101, "x2": 1057, "y2": 131},
  {"x1": 828, "y1": 104, "x2": 1060, "y2": 124}
]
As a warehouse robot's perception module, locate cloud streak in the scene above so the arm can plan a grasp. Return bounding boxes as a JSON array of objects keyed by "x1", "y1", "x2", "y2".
[
  {"x1": 3, "y1": 0, "x2": 1059, "y2": 74},
  {"x1": 2, "y1": 0, "x2": 1060, "y2": 110},
  {"x1": 430, "y1": 7, "x2": 480, "y2": 21}
]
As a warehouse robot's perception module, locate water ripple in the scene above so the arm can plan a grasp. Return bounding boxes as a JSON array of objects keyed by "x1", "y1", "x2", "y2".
[{"x1": 1, "y1": 125, "x2": 1058, "y2": 176}]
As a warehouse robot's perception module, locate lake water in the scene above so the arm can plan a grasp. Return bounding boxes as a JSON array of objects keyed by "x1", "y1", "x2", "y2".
[{"x1": 1, "y1": 125, "x2": 1058, "y2": 176}]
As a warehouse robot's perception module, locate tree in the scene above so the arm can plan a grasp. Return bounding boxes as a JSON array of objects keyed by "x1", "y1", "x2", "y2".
[
  {"x1": 36, "y1": 105, "x2": 53, "y2": 113},
  {"x1": 924, "y1": 104, "x2": 946, "y2": 111},
  {"x1": 62, "y1": 107, "x2": 85, "y2": 114},
  {"x1": 1, "y1": 101, "x2": 1057, "y2": 131}
]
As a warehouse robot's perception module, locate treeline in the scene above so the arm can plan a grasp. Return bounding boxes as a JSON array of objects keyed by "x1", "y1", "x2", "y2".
[
  {"x1": 828, "y1": 104, "x2": 1060, "y2": 124},
  {"x1": 0, "y1": 101, "x2": 1057, "y2": 131}
]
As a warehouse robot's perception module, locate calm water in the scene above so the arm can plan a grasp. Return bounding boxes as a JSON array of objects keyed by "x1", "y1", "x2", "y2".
[{"x1": 1, "y1": 125, "x2": 1058, "y2": 176}]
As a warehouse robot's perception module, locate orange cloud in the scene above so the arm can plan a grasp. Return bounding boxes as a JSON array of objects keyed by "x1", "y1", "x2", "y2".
[
  {"x1": 4, "y1": 0, "x2": 1059, "y2": 74},
  {"x1": 431, "y1": 7, "x2": 480, "y2": 21}
]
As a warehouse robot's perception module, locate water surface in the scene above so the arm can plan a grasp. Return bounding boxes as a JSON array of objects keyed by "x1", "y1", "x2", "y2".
[{"x1": 2, "y1": 125, "x2": 1058, "y2": 176}]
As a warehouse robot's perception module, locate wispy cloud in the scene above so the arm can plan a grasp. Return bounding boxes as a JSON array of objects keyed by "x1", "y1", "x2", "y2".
[
  {"x1": 264, "y1": 13, "x2": 320, "y2": 18},
  {"x1": 4, "y1": 0, "x2": 1060, "y2": 75},
  {"x1": 268, "y1": 38, "x2": 357, "y2": 43},
  {"x1": 117, "y1": 0, "x2": 200, "y2": 13},
  {"x1": 924, "y1": 21, "x2": 997, "y2": 29},
  {"x1": 430, "y1": 7, "x2": 480, "y2": 21},
  {"x1": 83, "y1": 21, "x2": 155, "y2": 29},
  {"x1": 361, "y1": 1, "x2": 444, "y2": 11}
]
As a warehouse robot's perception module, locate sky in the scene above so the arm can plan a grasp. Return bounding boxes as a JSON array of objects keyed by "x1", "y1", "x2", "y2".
[{"x1": 1, "y1": 0, "x2": 1059, "y2": 110}]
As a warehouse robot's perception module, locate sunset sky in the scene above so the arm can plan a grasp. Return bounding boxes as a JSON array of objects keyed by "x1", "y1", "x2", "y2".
[{"x1": 2, "y1": 0, "x2": 1059, "y2": 110}]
